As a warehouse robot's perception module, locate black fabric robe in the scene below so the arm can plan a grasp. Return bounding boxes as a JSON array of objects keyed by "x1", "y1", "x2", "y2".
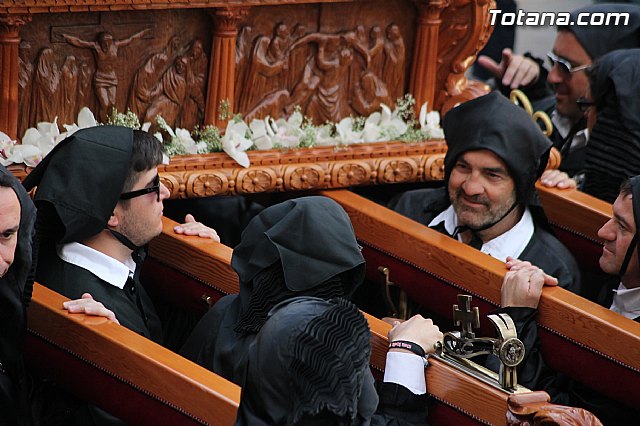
[
  {"x1": 392, "y1": 187, "x2": 581, "y2": 293},
  {"x1": 0, "y1": 165, "x2": 36, "y2": 425},
  {"x1": 235, "y1": 297, "x2": 429, "y2": 426}
]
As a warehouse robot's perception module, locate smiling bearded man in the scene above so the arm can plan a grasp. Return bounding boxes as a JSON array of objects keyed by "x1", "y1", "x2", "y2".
[{"x1": 392, "y1": 91, "x2": 580, "y2": 293}]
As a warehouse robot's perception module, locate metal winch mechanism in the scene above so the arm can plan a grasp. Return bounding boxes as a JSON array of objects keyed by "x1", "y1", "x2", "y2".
[{"x1": 434, "y1": 294, "x2": 528, "y2": 393}]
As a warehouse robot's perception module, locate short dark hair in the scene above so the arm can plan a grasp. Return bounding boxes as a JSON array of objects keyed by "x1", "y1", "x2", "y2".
[
  {"x1": 122, "y1": 130, "x2": 163, "y2": 193},
  {"x1": 620, "y1": 179, "x2": 632, "y2": 197}
]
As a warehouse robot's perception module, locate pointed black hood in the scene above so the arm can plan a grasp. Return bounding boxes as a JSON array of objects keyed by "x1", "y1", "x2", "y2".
[{"x1": 23, "y1": 126, "x2": 132, "y2": 244}]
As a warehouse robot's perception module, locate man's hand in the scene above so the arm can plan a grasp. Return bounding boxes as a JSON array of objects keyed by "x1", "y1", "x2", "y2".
[
  {"x1": 173, "y1": 214, "x2": 220, "y2": 241},
  {"x1": 501, "y1": 259, "x2": 557, "y2": 309},
  {"x1": 388, "y1": 315, "x2": 443, "y2": 355},
  {"x1": 540, "y1": 170, "x2": 577, "y2": 189},
  {"x1": 477, "y1": 48, "x2": 540, "y2": 89},
  {"x1": 63, "y1": 293, "x2": 120, "y2": 324}
]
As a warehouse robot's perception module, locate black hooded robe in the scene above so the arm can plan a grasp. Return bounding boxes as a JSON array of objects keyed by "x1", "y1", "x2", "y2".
[{"x1": 0, "y1": 165, "x2": 36, "y2": 426}]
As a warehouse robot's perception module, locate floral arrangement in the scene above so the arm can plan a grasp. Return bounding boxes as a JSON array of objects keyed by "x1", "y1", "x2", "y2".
[{"x1": 0, "y1": 94, "x2": 443, "y2": 168}]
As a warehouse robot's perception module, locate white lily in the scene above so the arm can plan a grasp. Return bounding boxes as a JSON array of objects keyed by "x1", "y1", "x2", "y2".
[
  {"x1": 362, "y1": 112, "x2": 384, "y2": 143},
  {"x1": 272, "y1": 112, "x2": 303, "y2": 148},
  {"x1": 378, "y1": 104, "x2": 408, "y2": 140},
  {"x1": 335, "y1": 117, "x2": 363, "y2": 145},
  {"x1": 222, "y1": 120, "x2": 253, "y2": 167},
  {"x1": 174, "y1": 128, "x2": 200, "y2": 155},
  {"x1": 419, "y1": 103, "x2": 444, "y2": 139},
  {"x1": 0, "y1": 131, "x2": 16, "y2": 166},
  {"x1": 249, "y1": 117, "x2": 274, "y2": 150},
  {"x1": 62, "y1": 107, "x2": 98, "y2": 138},
  {"x1": 315, "y1": 124, "x2": 336, "y2": 147},
  {"x1": 7, "y1": 144, "x2": 43, "y2": 167}
]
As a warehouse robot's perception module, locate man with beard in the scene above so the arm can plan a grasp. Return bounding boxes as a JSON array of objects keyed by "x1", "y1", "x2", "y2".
[
  {"x1": 478, "y1": 3, "x2": 640, "y2": 185},
  {"x1": 22, "y1": 126, "x2": 217, "y2": 425},
  {"x1": 393, "y1": 92, "x2": 580, "y2": 292},
  {"x1": 497, "y1": 176, "x2": 640, "y2": 425}
]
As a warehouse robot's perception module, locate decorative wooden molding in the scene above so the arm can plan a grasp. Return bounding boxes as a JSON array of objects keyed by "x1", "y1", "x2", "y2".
[
  {"x1": 0, "y1": 14, "x2": 31, "y2": 139},
  {"x1": 158, "y1": 140, "x2": 447, "y2": 198},
  {"x1": 507, "y1": 392, "x2": 603, "y2": 426}
]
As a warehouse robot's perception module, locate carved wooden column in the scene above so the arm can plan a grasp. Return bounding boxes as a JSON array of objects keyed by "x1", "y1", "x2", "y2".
[
  {"x1": 205, "y1": 7, "x2": 248, "y2": 128},
  {"x1": 409, "y1": 0, "x2": 449, "y2": 114},
  {"x1": 0, "y1": 14, "x2": 30, "y2": 139}
]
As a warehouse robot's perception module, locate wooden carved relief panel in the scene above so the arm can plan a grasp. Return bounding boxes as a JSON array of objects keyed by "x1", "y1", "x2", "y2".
[
  {"x1": 234, "y1": 1, "x2": 416, "y2": 123},
  {"x1": 18, "y1": 10, "x2": 211, "y2": 136}
]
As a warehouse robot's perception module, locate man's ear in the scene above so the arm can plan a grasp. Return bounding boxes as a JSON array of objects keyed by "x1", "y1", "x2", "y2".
[{"x1": 107, "y1": 205, "x2": 121, "y2": 228}]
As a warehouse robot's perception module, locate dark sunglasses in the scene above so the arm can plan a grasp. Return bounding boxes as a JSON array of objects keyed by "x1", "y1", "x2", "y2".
[
  {"x1": 120, "y1": 174, "x2": 161, "y2": 202},
  {"x1": 576, "y1": 97, "x2": 596, "y2": 113},
  {"x1": 547, "y1": 51, "x2": 590, "y2": 75}
]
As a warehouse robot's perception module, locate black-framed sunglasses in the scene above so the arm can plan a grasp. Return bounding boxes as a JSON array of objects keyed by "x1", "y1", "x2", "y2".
[
  {"x1": 120, "y1": 174, "x2": 161, "y2": 202},
  {"x1": 547, "y1": 51, "x2": 590, "y2": 75},
  {"x1": 576, "y1": 97, "x2": 596, "y2": 113}
]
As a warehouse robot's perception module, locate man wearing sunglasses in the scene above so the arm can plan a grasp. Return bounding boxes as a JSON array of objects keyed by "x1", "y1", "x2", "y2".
[
  {"x1": 478, "y1": 4, "x2": 640, "y2": 187},
  {"x1": 22, "y1": 126, "x2": 218, "y2": 424}
]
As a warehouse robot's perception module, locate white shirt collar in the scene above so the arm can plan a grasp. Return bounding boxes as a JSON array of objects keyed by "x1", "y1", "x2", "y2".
[
  {"x1": 429, "y1": 205, "x2": 535, "y2": 262},
  {"x1": 551, "y1": 110, "x2": 589, "y2": 152},
  {"x1": 58, "y1": 242, "x2": 136, "y2": 289},
  {"x1": 610, "y1": 283, "x2": 640, "y2": 320}
]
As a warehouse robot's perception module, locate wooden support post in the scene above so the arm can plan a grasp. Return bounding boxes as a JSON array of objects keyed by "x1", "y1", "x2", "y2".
[
  {"x1": 0, "y1": 14, "x2": 30, "y2": 139},
  {"x1": 409, "y1": 0, "x2": 448, "y2": 114},
  {"x1": 205, "y1": 7, "x2": 248, "y2": 129}
]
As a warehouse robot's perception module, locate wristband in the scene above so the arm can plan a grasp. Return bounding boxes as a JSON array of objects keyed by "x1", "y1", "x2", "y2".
[{"x1": 389, "y1": 340, "x2": 426, "y2": 357}]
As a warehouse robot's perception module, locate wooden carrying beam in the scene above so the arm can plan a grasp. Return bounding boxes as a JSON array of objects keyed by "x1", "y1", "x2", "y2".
[
  {"x1": 26, "y1": 283, "x2": 241, "y2": 425},
  {"x1": 320, "y1": 189, "x2": 640, "y2": 410}
]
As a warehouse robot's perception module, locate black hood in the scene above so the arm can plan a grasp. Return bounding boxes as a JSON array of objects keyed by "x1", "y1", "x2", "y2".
[
  {"x1": 23, "y1": 126, "x2": 132, "y2": 244},
  {"x1": 443, "y1": 91, "x2": 552, "y2": 206},
  {"x1": 583, "y1": 49, "x2": 640, "y2": 203},
  {"x1": 559, "y1": 4, "x2": 640, "y2": 60},
  {"x1": 232, "y1": 196, "x2": 365, "y2": 302}
]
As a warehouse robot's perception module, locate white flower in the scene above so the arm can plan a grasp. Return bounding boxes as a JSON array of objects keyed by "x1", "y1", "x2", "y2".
[
  {"x1": 334, "y1": 117, "x2": 363, "y2": 145},
  {"x1": 362, "y1": 112, "x2": 384, "y2": 143},
  {"x1": 0, "y1": 131, "x2": 16, "y2": 166},
  {"x1": 62, "y1": 107, "x2": 98, "y2": 138},
  {"x1": 174, "y1": 128, "x2": 199, "y2": 155},
  {"x1": 272, "y1": 113, "x2": 303, "y2": 148},
  {"x1": 419, "y1": 103, "x2": 444, "y2": 139},
  {"x1": 7, "y1": 144, "x2": 43, "y2": 167},
  {"x1": 141, "y1": 122, "x2": 152, "y2": 132},
  {"x1": 378, "y1": 104, "x2": 408, "y2": 140},
  {"x1": 222, "y1": 120, "x2": 253, "y2": 167},
  {"x1": 315, "y1": 124, "x2": 336, "y2": 147},
  {"x1": 249, "y1": 118, "x2": 274, "y2": 150}
]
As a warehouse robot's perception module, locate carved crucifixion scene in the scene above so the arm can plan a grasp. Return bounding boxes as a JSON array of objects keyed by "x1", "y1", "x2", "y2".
[
  {"x1": 16, "y1": 10, "x2": 211, "y2": 136},
  {"x1": 234, "y1": 2, "x2": 415, "y2": 124}
]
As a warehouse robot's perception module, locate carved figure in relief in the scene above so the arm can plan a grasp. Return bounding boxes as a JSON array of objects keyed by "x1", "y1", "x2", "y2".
[
  {"x1": 238, "y1": 24, "x2": 290, "y2": 113},
  {"x1": 60, "y1": 56, "x2": 79, "y2": 126},
  {"x1": 306, "y1": 45, "x2": 353, "y2": 123},
  {"x1": 127, "y1": 36, "x2": 179, "y2": 118},
  {"x1": 286, "y1": 24, "x2": 309, "y2": 92},
  {"x1": 78, "y1": 61, "x2": 94, "y2": 114},
  {"x1": 30, "y1": 48, "x2": 60, "y2": 125},
  {"x1": 62, "y1": 28, "x2": 151, "y2": 120},
  {"x1": 181, "y1": 40, "x2": 208, "y2": 130},
  {"x1": 235, "y1": 26, "x2": 253, "y2": 102},
  {"x1": 352, "y1": 71, "x2": 392, "y2": 116},
  {"x1": 368, "y1": 26, "x2": 385, "y2": 72},
  {"x1": 383, "y1": 24, "x2": 405, "y2": 100},
  {"x1": 144, "y1": 55, "x2": 189, "y2": 127},
  {"x1": 18, "y1": 41, "x2": 33, "y2": 138}
]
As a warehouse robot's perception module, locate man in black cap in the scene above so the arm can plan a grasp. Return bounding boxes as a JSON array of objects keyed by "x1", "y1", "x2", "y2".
[
  {"x1": 393, "y1": 92, "x2": 580, "y2": 292},
  {"x1": 478, "y1": 3, "x2": 640, "y2": 184},
  {"x1": 497, "y1": 176, "x2": 640, "y2": 425}
]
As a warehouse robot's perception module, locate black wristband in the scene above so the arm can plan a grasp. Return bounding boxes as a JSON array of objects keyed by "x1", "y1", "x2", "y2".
[{"x1": 389, "y1": 340, "x2": 426, "y2": 357}]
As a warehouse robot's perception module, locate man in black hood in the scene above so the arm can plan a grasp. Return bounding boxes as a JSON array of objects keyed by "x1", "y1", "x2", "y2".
[
  {"x1": 498, "y1": 175, "x2": 640, "y2": 425},
  {"x1": 393, "y1": 92, "x2": 580, "y2": 293},
  {"x1": 478, "y1": 3, "x2": 640, "y2": 183},
  {"x1": 22, "y1": 126, "x2": 217, "y2": 425},
  {"x1": 0, "y1": 165, "x2": 35, "y2": 425}
]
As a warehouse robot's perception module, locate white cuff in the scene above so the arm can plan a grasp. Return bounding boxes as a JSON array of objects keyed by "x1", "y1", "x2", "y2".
[{"x1": 383, "y1": 351, "x2": 427, "y2": 395}]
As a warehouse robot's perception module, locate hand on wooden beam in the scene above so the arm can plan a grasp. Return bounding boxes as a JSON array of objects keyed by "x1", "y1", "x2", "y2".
[
  {"x1": 62, "y1": 293, "x2": 120, "y2": 324},
  {"x1": 388, "y1": 315, "x2": 443, "y2": 356},
  {"x1": 540, "y1": 169, "x2": 578, "y2": 190},
  {"x1": 173, "y1": 214, "x2": 220, "y2": 242}
]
